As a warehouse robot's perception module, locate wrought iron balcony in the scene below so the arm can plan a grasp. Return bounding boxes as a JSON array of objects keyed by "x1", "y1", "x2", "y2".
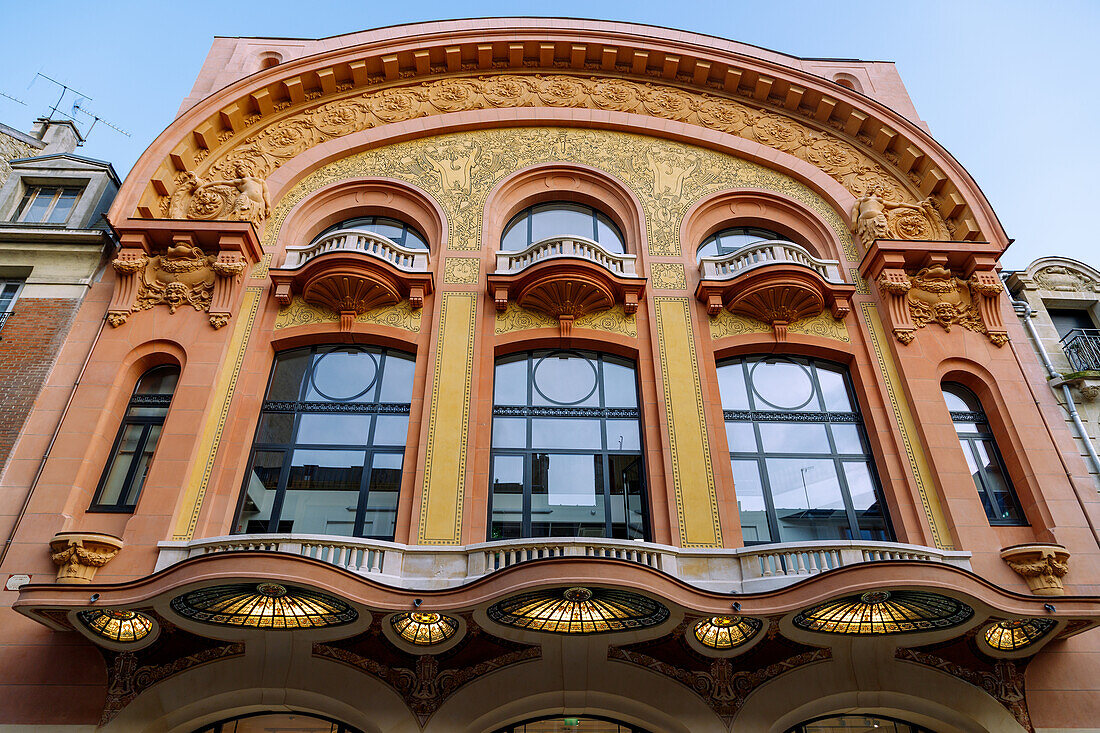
[
  {"x1": 156, "y1": 535, "x2": 971, "y2": 593},
  {"x1": 698, "y1": 240, "x2": 843, "y2": 283},
  {"x1": 281, "y1": 228, "x2": 430, "y2": 272},
  {"x1": 495, "y1": 235, "x2": 638, "y2": 277},
  {"x1": 1060, "y1": 328, "x2": 1100, "y2": 372},
  {"x1": 0, "y1": 311, "x2": 11, "y2": 335}
]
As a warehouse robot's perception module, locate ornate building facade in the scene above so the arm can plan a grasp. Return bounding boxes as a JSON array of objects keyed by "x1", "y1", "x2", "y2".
[{"x1": 0, "y1": 19, "x2": 1097, "y2": 733}]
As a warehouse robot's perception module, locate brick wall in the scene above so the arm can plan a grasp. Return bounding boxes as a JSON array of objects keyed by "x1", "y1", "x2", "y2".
[{"x1": 0, "y1": 298, "x2": 81, "y2": 472}]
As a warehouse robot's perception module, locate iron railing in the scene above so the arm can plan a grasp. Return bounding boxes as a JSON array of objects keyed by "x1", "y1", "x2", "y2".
[
  {"x1": 0, "y1": 311, "x2": 12, "y2": 337},
  {"x1": 1060, "y1": 328, "x2": 1100, "y2": 372}
]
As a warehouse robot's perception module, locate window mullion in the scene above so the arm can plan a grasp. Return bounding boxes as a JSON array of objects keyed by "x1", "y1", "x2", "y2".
[{"x1": 116, "y1": 422, "x2": 153, "y2": 508}]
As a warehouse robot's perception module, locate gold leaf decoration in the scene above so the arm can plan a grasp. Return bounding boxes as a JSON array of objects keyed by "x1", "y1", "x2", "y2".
[
  {"x1": 494, "y1": 302, "x2": 556, "y2": 334},
  {"x1": 709, "y1": 311, "x2": 770, "y2": 339},
  {"x1": 787, "y1": 311, "x2": 850, "y2": 342},
  {"x1": 274, "y1": 295, "x2": 420, "y2": 332},
  {"x1": 444, "y1": 257, "x2": 481, "y2": 284},
  {"x1": 651, "y1": 262, "x2": 688, "y2": 290}
]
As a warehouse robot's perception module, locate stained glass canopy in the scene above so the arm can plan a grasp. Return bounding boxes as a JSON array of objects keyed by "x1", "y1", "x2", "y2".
[
  {"x1": 983, "y1": 618, "x2": 1057, "y2": 651},
  {"x1": 692, "y1": 615, "x2": 762, "y2": 650},
  {"x1": 391, "y1": 612, "x2": 460, "y2": 646},
  {"x1": 792, "y1": 590, "x2": 974, "y2": 635},
  {"x1": 77, "y1": 609, "x2": 155, "y2": 643},
  {"x1": 487, "y1": 587, "x2": 669, "y2": 634},
  {"x1": 170, "y1": 583, "x2": 358, "y2": 629}
]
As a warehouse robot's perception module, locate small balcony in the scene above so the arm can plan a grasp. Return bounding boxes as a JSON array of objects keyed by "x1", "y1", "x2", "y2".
[
  {"x1": 281, "y1": 228, "x2": 430, "y2": 272},
  {"x1": 698, "y1": 240, "x2": 843, "y2": 284},
  {"x1": 488, "y1": 236, "x2": 646, "y2": 336},
  {"x1": 155, "y1": 535, "x2": 971, "y2": 593},
  {"x1": 1060, "y1": 328, "x2": 1100, "y2": 372}
]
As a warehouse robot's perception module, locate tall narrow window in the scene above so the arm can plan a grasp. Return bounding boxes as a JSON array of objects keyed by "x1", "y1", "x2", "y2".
[
  {"x1": 716, "y1": 356, "x2": 891, "y2": 544},
  {"x1": 235, "y1": 345, "x2": 415, "y2": 539},
  {"x1": 90, "y1": 365, "x2": 179, "y2": 512},
  {"x1": 942, "y1": 383, "x2": 1026, "y2": 524},
  {"x1": 489, "y1": 350, "x2": 647, "y2": 540}
]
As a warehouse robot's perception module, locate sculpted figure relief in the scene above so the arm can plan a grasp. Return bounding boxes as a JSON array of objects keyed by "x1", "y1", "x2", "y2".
[
  {"x1": 853, "y1": 186, "x2": 949, "y2": 248},
  {"x1": 906, "y1": 265, "x2": 985, "y2": 335},
  {"x1": 167, "y1": 165, "x2": 270, "y2": 228}
]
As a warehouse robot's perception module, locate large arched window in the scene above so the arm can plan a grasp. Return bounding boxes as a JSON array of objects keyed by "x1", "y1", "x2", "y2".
[
  {"x1": 493, "y1": 716, "x2": 651, "y2": 732},
  {"x1": 716, "y1": 356, "x2": 891, "y2": 544},
  {"x1": 90, "y1": 365, "x2": 179, "y2": 512},
  {"x1": 489, "y1": 350, "x2": 647, "y2": 540},
  {"x1": 500, "y1": 202, "x2": 625, "y2": 253},
  {"x1": 787, "y1": 714, "x2": 934, "y2": 733},
  {"x1": 696, "y1": 226, "x2": 783, "y2": 260},
  {"x1": 235, "y1": 345, "x2": 415, "y2": 539},
  {"x1": 942, "y1": 383, "x2": 1025, "y2": 525},
  {"x1": 312, "y1": 215, "x2": 428, "y2": 250},
  {"x1": 194, "y1": 712, "x2": 362, "y2": 733}
]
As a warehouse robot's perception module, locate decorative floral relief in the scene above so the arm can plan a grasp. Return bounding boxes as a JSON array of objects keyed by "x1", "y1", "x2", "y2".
[
  {"x1": 494, "y1": 301, "x2": 637, "y2": 337},
  {"x1": 709, "y1": 310, "x2": 771, "y2": 338},
  {"x1": 651, "y1": 262, "x2": 687, "y2": 290},
  {"x1": 1033, "y1": 265, "x2": 1100, "y2": 293},
  {"x1": 787, "y1": 310, "x2": 850, "y2": 342},
  {"x1": 852, "y1": 187, "x2": 949, "y2": 249},
  {"x1": 443, "y1": 257, "x2": 481, "y2": 284},
  {"x1": 907, "y1": 265, "x2": 985, "y2": 336},
  {"x1": 709, "y1": 309, "x2": 848, "y2": 341},
  {"x1": 274, "y1": 295, "x2": 420, "y2": 332}
]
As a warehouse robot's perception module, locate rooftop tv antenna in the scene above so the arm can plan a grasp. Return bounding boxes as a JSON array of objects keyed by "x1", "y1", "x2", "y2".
[
  {"x1": 72, "y1": 100, "x2": 131, "y2": 138},
  {"x1": 30, "y1": 72, "x2": 130, "y2": 140},
  {"x1": 0, "y1": 90, "x2": 27, "y2": 106}
]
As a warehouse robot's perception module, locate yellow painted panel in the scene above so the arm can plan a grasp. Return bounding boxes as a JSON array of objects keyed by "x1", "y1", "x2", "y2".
[
  {"x1": 860, "y1": 302, "x2": 953, "y2": 549},
  {"x1": 418, "y1": 292, "x2": 477, "y2": 545},
  {"x1": 654, "y1": 297, "x2": 722, "y2": 547},
  {"x1": 172, "y1": 287, "x2": 262, "y2": 540}
]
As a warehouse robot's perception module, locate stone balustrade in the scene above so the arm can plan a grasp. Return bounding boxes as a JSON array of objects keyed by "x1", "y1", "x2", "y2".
[
  {"x1": 155, "y1": 536, "x2": 971, "y2": 593},
  {"x1": 282, "y1": 229, "x2": 430, "y2": 271},
  {"x1": 495, "y1": 236, "x2": 639, "y2": 277},
  {"x1": 699, "y1": 240, "x2": 842, "y2": 283}
]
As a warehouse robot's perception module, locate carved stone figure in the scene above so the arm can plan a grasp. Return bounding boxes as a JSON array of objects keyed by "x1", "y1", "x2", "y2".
[
  {"x1": 907, "y1": 265, "x2": 985, "y2": 335},
  {"x1": 852, "y1": 187, "x2": 946, "y2": 248},
  {"x1": 190, "y1": 162, "x2": 271, "y2": 226},
  {"x1": 134, "y1": 243, "x2": 217, "y2": 314}
]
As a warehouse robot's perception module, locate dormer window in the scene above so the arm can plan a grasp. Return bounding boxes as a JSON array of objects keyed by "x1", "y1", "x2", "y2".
[
  {"x1": 12, "y1": 185, "x2": 82, "y2": 224},
  {"x1": 501, "y1": 202, "x2": 624, "y2": 254}
]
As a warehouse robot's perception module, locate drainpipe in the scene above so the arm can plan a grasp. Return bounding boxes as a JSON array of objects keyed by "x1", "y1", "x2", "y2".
[{"x1": 1004, "y1": 281, "x2": 1100, "y2": 546}]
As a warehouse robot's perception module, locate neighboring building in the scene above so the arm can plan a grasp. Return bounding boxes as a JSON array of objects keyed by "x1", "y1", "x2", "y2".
[
  {"x1": 0, "y1": 118, "x2": 118, "y2": 474},
  {"x1": 1006, "y1": 257, "x2": 1100, "y2": 493},
  {"x1": 1, "y1": 19, "x2": 1098, "y2": 733}
]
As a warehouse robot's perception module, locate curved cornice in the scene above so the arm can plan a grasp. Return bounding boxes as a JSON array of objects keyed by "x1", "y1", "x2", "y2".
[{"x1": 110, "y1": 19, "x2": 1005, "y2": 248}]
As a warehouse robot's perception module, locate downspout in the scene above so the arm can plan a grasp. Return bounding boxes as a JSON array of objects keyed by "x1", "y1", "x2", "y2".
[{"x1": 1004, "y1": 280, "x2": 1100, "y2": 546}]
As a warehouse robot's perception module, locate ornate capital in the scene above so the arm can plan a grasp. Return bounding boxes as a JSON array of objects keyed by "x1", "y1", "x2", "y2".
[
  {"x1": 1000, "y1": 544, "x2": 1070, "y2": 596},
  {"x1": 48, "y1": 532, "x2": 124, "y2": 584}
]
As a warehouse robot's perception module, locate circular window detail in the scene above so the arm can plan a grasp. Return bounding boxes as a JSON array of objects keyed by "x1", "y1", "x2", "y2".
[
  {"x1": 982, "y1": 618, "x2": 1057, "y2": 651},
  {"x1": 692, "y1": 615, "x2": 762, "y2": 650},
  {"x1": 532, "y1": 350, "x2": 599, "y2": 406},
  {"x1": 310, "y1": 348, "x2": 379, "y2": 402},
  {"x1": 170, "y1": 583, "x2": 358, "y2": 629},
  {"x1": 78, "y1": 609, "x2": 155, "y2": 643},
  {"x1": 390, "y1": 612, "x2": 460, "y2": 646},
  {"x1": 487, "y1": 587, "x2": 669, "y2": 634},
  {"x1": 750, "y1": 358, "x2": 815, "y2": 410},
  {"x1": 792, "y1": 590, "x2": 973, "y2": 635}
]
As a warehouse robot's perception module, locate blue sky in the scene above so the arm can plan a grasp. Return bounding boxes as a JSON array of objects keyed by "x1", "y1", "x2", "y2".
[{"x1": 1, "y1": 0, "x2": 1095, "y2": 269}]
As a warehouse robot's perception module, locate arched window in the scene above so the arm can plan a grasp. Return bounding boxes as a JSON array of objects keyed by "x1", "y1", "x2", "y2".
[
  {"x1": 193, "y1": 712, "x2": 361, "y2": 733},
  {"x1": 493, "y1": 716, "x2": 650, "y2": 732},
  {"x1": 501, "y1": 202, "x2": 625, "y2": 253},
  {"x1": 787, "y1": 714, "x2": 934, "y2": 733},
  {"x1": 696, "y1": 226, "x2": 783, "y2": 260},
  {"x1": 312, "y1": 216, "x2": 428, "y2": 250},
  {"x1": 942, "y1": 383, "x2": 1025, "y2": 524},
  {"x1": 716, "y1": 356, "x2": 891, "y2": 544},
  {"x1": 90, "y1": 365, "x2": 179, "y2": 512},
  {"x1": 489, "y1": 350, "x2": 647, "y2": 540},
  {"x1": 235, "y1": 345, "x2": 415, "y2": 539}
]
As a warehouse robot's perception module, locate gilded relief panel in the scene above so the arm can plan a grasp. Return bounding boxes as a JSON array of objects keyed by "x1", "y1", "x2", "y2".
[
  {"x1": 495, "y1": 302, "x2": 637, "y2": 338},
  {"x1": 273, "y1": 296, "x2": 421, "y2": 332},
  {"x1": 709, "y1": 310, "x2": 849, "y2": 342}
]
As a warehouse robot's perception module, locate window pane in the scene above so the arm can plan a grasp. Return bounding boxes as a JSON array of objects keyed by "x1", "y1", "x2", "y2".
[
  {"x1": 942, "y1": 385, "x2": 979, "y2": 412},
  {"x1": 725, "y1": 421, "x2": 756, "y2": 452},
  {"x1": 530, "y1": 453, "x2": 605, "y2": 537},
  {"x1": 235, "y1": 451, "x2": 285, "y2": 533},
  {"x1": 256, "y1": 412, "x2": 294, "y2": 444},
  {"x1": 363, "y1": 452, "x2": 401, "y2": 538},
  {"x1": 532, "y1": 352, "x2": 599, "y2": 406},
  {"x1": 268, "y1": 349, "x2": 310, "y2": 401},
  {"x1": 595, "y1": 215, "x2": 624, "y2": 253},
  {"x1": 750, "y1": 359, "x2": 817, "y2": 411},
  {"x1": 843, "y1": 462, "x2": 889, "y2": 540},
  {"x1": 280, "y1": 449, "x2": 364, "y2": 536},
  {"x1": 490, "y1": 455, "x2": 524, "y2": 540},
  {"x1": 954, "y1": 419, "x2": 981, "y2": 435},
  {"x1": 530, "y1": 204, "x2": 592, "y2": 243},
  {"x1": 716, "y1": 363, "x2": 749, "y2": 410},
  {"x1": 45, "y1": 188, "x2": 80, "y2": 223},
  {"x1": 492, "y1": 417, "x2": 526, "y2": 448},
  {"x1": 758, "y1": 423, "x2": 831, "y2": 454},
  {"x1": 732, "y1": 459, "x2": 772, "y2": 543},
  {"x1": 22, "y1": 188, "x2": 56, "y2": 222},
  {"x1": 605, "y1": 420, "x2": 640, "y2": 451},
  {"x1": 974, "y1": 440, "x2": 1024, "y2": 523},
  {"x1": 494, "y1": 356, "x2": 528, "y2": 405},
  {"x1": 817, "y1": 366, "x2": 852, "y2": 412},
  {"x1": 766, "y1": 458, "x2": 848, "y2": 542},
  {"x1": 696, "y1": 239, "x2": 720, "y2": 259},
  {"x1": 373, "y1": 415, "x2": 409, "y2": 446},
  {"x1": 97, "y1": 424, "x2": 144, "y2": 505},
  {"x1": 602, "y1": 358, "x2": 638, "y2": 408},
  {"x1": 531, "y1": 418, "x2": 601, "y2": 449},
  {"x1": 127, "y1": 422, "x2": 162, "y2": 505},
  {"x1": 368, "y1": 221, "x2": 404, "y2": 243},
  {"x1": 135, "y1": 366, "x2": 179, "y2": 395},
  {"x1": 501, "y1": 218, "x2": 528, "y2": 251},
  {"x1": 831, "y1": 424, "x2": 864, "y2": 454},
  {"x1": 305, "y1": 348, "x2": 378, "y2": 402},
  {"x1": 296, "y1": 414, "x2": 371, "y2": 445},
  {"x1": 608, "y1": 454, "x2": 645, "y2": 539},
  {"x1": 379, "y1": 352, "x2": 415, "y2": 403}
]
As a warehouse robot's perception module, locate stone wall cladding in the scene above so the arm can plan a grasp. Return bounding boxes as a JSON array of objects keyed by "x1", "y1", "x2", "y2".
[
  {"x1": 0, "y1": 130, "x2": 40, "y2": 189},
  {"x1": 0, "y1": 297, "x2": 81, "y2": 473}
]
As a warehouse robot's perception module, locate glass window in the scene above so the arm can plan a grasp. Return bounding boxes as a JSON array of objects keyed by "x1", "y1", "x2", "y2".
[
  {"x1": 488, "y1": 350, "x2": 647, "y2": 540},
  {"x1": 90, "y1": 365, "x2": 179, "y2": 511},
  {"x1": 193, "y1": 712, "x2": 362, "y2": 733},
  {"x1": 787, "y1": 715, "x2": 935, "y2": 733},
  {"x1": 715, "y1": 356, "x2": 892, "y2": 544},
  {"x1": 11, "y1": 185, "x2": 82, "y2": 224},
  {"x1": 234, "y1": 345, "x2": 415, "y2": 539},
  {"x1": 1048, "y1": 307, "x2": 1095, "y2": 339},
  {"x1": 311, "y1": 216, "x2": 428, "y2": 250},
  {"x1": 493, "y1": 716, "x2": 649, "y2": 733},
  {"x1": 500, "y1": 202, "x2": 625, "y2": 254},
  {"x1": 696, "y1": 226, "x2": 783, "y2": 260},
  {"x1": 942, "y1": 383, "x2": 1026, "y2": 525}
]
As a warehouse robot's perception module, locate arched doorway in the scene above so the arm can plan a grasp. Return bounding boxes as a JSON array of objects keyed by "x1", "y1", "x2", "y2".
[{"x1": 192, "y1": 712, "x2": 363, "y2": 733}]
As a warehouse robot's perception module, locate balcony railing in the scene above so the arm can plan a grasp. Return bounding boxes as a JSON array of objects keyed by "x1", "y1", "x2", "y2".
[
  {"x1": 495, "y1": 236, "x2": 639, "y2": 277},
  {"x1": 699, "y1": 240, "x2": 843, "y2": 283},
  {"x1": 1060, "y1": 328, "x2": 1100, "y2": 372},
  {"x1": 155, "y1": 536, "x2": 971, "y2": 593},
  {"x1": 282, "y1": 229, "x2": 430, "y2": 272}
]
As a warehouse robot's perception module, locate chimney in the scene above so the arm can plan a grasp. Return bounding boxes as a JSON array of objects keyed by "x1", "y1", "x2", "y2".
[{"x1": 29, "y1": 117, "x2": 83, "y2": 154}]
